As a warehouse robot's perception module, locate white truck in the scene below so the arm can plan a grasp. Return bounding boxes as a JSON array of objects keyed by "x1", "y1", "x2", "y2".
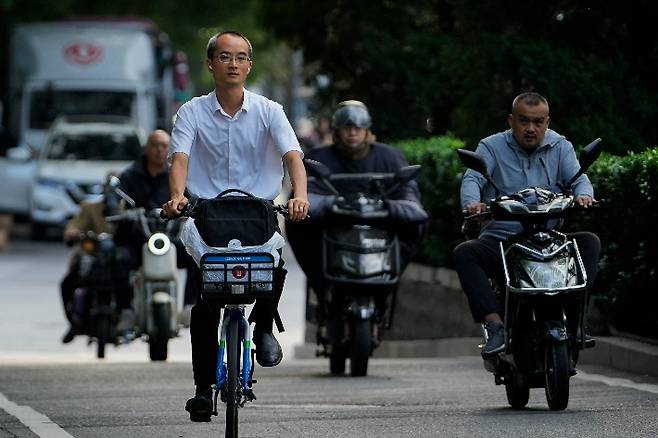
[{"x1": 0, "y1": 18, "x2": 182, "y2": 219}]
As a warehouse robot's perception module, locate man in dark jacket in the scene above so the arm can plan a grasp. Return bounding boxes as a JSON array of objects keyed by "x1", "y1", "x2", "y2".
[
  {"x1": 107, "y1": 129, "x2": 175, "y2": 334},
  {"x1": 119, "y1": 129, "x2": 171, "y2": 211},
  {"x1": 287, "y1": 100, "x2": 428, "y2": 303}
]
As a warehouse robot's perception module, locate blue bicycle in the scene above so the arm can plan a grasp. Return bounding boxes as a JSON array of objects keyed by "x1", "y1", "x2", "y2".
[{"x1": 172, "y1": 198, "x2": 288, "y2": 438}]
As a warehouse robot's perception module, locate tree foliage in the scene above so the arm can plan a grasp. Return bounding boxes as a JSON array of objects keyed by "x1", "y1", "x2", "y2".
[{"x1": 262, "y1": 0, "x2": 658, "y2": 154}]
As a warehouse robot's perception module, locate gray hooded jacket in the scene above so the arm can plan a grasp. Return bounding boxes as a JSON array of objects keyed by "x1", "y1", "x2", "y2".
[{"x1": 461, "y1": 129, "x2": 594, "y2": 241}]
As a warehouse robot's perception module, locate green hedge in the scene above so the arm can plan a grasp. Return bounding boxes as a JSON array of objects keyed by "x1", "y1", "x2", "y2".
[
  {"x1": 576, "y1": 149, "x2": 658, "y2": 339},
  {"x1": 395, "y1": 135, "x2": 466, "y2": 267},
  {"x1": 396, "y1": 136, "x2": 658, "y2": 340}
]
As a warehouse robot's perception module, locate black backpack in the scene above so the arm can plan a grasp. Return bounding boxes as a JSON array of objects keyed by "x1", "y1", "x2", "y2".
[{"x1": 193, "y1": 189, "x2": 277, "y2": 248}]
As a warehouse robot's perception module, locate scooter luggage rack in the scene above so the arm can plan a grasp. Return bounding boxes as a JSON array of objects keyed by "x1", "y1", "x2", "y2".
[
  {"x1": 200, "y1": 252, "x2": 276, "y2": 302},
  {"x1": 322, "y1": 233, "x2": 400, "y2": 285}
]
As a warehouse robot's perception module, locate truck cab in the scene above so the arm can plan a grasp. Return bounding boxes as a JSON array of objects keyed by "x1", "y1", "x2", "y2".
[{"x1": 8, "y1": 20, "x2": 174, "y2": 152}]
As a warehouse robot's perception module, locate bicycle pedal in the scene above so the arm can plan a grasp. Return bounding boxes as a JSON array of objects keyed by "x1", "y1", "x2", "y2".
[{"x1": 243, "y1": 388, "x2": 257, "y2": 402}]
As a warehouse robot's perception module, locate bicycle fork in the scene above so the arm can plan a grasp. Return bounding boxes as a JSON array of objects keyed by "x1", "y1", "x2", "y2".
[{"x1": 213, "y1": 308, "x2": 256, "y2": 414}]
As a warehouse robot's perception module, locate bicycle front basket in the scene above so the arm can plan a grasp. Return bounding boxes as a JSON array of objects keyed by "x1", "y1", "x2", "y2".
[{"x1": 200, "y1": 252, "x2": 275, "y2": 302}]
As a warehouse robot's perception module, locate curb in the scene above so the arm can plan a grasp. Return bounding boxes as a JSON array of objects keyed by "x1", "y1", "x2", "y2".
[
  {"x1": 579, "y1": 336, "x2": 658, "y2": 377},
  {"x1": 294, "y1": 336, "x2": 658, "y2": 377}
]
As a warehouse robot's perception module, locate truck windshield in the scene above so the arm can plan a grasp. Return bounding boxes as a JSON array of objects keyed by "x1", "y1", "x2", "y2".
[
  {"x1": 29, "y1": 90, "x2": 134, "y2": 130},
  {"x1": 47, "y1": 133, "x2": 142, "y2": 161}
]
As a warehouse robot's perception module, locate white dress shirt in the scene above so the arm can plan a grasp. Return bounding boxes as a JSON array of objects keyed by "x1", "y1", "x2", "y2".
[{"x1": 168, "y1": 88, "x2": 302, "y2": 200}]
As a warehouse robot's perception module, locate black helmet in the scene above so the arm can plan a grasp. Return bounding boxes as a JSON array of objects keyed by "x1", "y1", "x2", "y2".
[{"x1": 331, "y1": 100, "x2": 372, "y2": 129}]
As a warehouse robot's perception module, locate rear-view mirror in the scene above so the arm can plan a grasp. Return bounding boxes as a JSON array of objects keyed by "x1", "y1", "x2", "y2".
[{"x1": 394, "y1": 165, "x2": 421, "y2": 183}]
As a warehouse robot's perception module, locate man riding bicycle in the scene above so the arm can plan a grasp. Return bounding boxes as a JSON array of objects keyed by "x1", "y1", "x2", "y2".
[{"x1": 161, "y1": 30, "x2": 309, "y2": 422}]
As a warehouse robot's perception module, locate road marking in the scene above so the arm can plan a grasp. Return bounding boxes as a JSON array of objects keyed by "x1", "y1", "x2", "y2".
[
  {"x1": 576, "y1": 370, "x2": 658, "y2": 394},
  {"x1": 0, "y1": 391, "x2": 74, "y2": 438}
]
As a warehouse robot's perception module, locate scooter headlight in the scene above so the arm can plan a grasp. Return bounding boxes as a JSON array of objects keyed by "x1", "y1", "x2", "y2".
[
  {"x1": 519, "y1": 256, "x2": 577, "y2": 289},
  {"x1": 148, "y1": 232, "x2": 171, "y2": 256}
]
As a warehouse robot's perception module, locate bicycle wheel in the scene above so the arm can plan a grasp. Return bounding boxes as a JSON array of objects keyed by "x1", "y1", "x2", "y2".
[{"x1": 225, "y1": 317, "x2": 240, "y2": 438}]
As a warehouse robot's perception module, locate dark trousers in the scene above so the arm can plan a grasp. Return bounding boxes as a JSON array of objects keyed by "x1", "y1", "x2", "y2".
[{"x1": 453, "y1": 232, "x2": 601, "y2": 322}]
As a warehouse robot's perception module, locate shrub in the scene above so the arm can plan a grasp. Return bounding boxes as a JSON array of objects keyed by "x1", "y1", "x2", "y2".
[
  {"x1": 577, "y1": 148, "x2": 658, "y2": 339},
  {"x1": 395, "y1": 135, "x2": 466, "y2": 268}
]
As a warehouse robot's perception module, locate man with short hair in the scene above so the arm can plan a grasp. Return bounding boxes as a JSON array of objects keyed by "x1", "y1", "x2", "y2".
[
  {"x1": 118, "y1": 129, "x2": 171, "y2": 210},
  {"x1": 161, "y1": 30, "x2": 309, "y2": 422},
  {"x1": 454, "y1": 92, "x2": 600, "y2": 358}
]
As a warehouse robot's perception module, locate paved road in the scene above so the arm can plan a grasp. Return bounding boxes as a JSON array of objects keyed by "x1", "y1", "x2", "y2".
[
  {"x1": 0, "y1": 232, "x2": 306, "y2": 364},
  {"x1": 1, "y1": 232, "x2": 658, "y2": 437},
  {"x1": 1, "y1": 359, "x2": 658, "y2": 437}
]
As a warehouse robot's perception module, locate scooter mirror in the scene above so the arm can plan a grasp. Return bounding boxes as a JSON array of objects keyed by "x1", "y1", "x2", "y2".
[
  {"x1": 578, "y1": 138, "x2": 602, "y2": 172},
  {"x1": 114, "y1": 187, "x2": 136, "y2": 208},
  {"x1": 457, "y1": 149, "x2": 504, "y2": 196},
  {"x1": 394, "y1": 165, "x2": 421, "y2": 183},
  {"x1": 304, "y1": 159, "x2": 332, "y2": 179},
  {"x1": 565, "y1": 138, "x2": 603, "y2": 189},
  {"x1": 107, "y1": 175, "x2": 121, "y2": 188},
  {"x1": 457, "y1": 149, "x2": 490, "y2": 177},
  {"x1": 304, "y1": 158, "x2": 339, "y2": 195}
]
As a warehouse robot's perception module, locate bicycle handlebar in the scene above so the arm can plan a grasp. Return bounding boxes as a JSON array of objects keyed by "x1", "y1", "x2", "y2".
[{"x1": 160, "y1": 202, "x2": 291, "y2": 221}]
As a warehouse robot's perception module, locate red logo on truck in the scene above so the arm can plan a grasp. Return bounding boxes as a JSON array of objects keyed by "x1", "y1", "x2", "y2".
[{"x1": 64, "y1": 43, "x2": 103, "y2": 65}]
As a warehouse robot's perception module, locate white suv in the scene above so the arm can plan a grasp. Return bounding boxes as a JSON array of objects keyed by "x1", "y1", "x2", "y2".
[{"x1": 30, "y1": 115, "x2": 144, "y2": 238}]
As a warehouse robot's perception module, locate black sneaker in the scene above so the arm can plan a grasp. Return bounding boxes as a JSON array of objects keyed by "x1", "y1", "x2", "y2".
[
  {"x1": 481, "y1": 321, "x2": 505, "y2": 358},
  {"x1": 185, "y1": 387, "x2": 213, "y2": 422},
  {"x1": 253, "y1": 330, "x2": 283, "y2": 367},
  {"x1": 61, "y1": 326, "x2": 79, "y2": 344}
]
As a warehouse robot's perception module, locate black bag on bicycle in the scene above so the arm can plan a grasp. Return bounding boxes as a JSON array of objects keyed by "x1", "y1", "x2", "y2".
[{"x1": 194, "y1": 189, "x2": 277, "y2": 247}]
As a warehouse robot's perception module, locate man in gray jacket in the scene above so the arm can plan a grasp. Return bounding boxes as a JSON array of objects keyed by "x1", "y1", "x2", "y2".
[{"x1": 454, "y1": 92, "x2": 600, "y2": 357}]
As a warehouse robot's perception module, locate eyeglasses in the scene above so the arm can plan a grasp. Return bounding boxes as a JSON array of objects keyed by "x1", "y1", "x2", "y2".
[{"x1": 215, "y1": 53, "x2": 251, "y2": 65}]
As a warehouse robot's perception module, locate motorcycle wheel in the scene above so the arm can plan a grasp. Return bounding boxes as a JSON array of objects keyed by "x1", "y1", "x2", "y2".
[
  {"x1": 225, "y1": 317, "x2": 240, "y2": 438},
  {"x1": 149, "y1": 303, "x2": 170, "y2": 361},
  {"x1": 328, "y1": 318, "x2": 346, "y2": 375},
  {"x1": 545, "y1": 342, "x2": 570, "y2": 411},
  {"x1": 505, "y1": 380, "x2": 530, "y2": 409},
  {"x1": 350, "y1": 318, "x2": 371, "y2": 377},
  {"x1": 96, "y1": 315, "x2": 110, "y2": 359}
]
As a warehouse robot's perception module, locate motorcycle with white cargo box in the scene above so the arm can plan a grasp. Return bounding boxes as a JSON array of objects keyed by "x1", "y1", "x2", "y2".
[
  {"x1": 106, "y1": 191, "x2": 181, "y2": 361},
  {"x1": 457, "y1": 138, "x2": 602, "y2": 411}
]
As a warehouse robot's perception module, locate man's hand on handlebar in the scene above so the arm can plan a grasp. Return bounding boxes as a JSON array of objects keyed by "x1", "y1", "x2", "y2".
[
  {"x1": 575, "y1": 195, "x2": 594, "y2": 209},
  {"x1": 467, "y1": 202, "x2": 488, "y2": 215},
  {"x1": 162, "y1": 194, "x2": 188, "y2": 218},
  {"x1": 287, "y1": 196, "x2": 310, "y2": 222}
]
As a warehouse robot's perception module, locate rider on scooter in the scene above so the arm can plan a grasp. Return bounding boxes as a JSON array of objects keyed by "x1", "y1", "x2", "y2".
[
  {"x1": 287, "y1": 100, "x2": 428, "y2": 307},
  {"x1": 60, "y1": 172, "x2": 126, "y2": 343},
  {"x1": 453, "y1": 92, "x2": 601, "y2": 358}
]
